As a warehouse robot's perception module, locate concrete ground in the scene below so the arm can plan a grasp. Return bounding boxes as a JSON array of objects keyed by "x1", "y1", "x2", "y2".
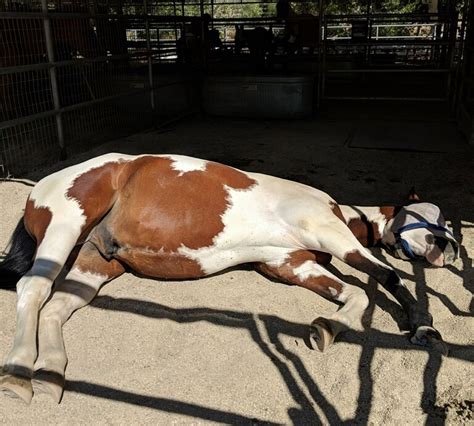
[{"x1": 1, "y1": 108, "x2": 473, "y2": 424}]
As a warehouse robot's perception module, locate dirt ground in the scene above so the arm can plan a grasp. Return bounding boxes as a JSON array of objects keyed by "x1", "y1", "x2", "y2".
[{"x1": 1, "y1": 110, "x2": 473, "y2": 424}]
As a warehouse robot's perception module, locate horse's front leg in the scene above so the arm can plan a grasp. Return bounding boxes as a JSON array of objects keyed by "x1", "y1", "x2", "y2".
[
  {"x1": 315, "y1": 220, "x2": 448, "y2": 354},
  {"x1": 257, "y1": 250, "x2": 369, "y2": 351},
  {"x1": 33, "y1": 242, "x2": 125, "y2": 403}
]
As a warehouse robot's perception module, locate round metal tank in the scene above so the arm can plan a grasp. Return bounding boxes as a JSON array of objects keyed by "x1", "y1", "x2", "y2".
[{"x1": 203, "y1": 75, "x2": 314, "y2": 119}]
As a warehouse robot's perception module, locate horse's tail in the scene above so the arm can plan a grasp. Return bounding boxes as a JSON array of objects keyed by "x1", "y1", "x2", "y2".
[{"x1": 0, "y1": 218, "x2": 36, "y2": 289}]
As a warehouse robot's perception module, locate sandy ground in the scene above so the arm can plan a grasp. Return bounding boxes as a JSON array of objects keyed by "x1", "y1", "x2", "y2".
[{"x1": 0, "y1": 112, "x2": 473, "y2": 424}]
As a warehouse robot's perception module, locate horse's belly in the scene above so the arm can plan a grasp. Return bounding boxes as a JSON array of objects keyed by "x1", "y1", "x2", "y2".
[
  {"x1": 177, "y1": 245, "x2": 296, "y2": 275},
  {"x1": 115, "y1": 247, "x2": 206, "y2": 279},
  {"x1": 114, "y1": 245, "x2": 294, "y2": 279}
]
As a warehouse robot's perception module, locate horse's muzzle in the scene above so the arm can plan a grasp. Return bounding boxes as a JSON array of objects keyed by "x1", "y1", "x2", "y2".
[{"x1": 435, "y1": 238, "x2": 459, "y2": 266}]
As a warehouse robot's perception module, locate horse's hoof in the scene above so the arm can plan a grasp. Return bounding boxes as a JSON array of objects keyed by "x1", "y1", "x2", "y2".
[
  {"x1": 32, "y1": 370, "x2": 65, "y2": 404},
  {"x1": 0, "y1": 373, "x2": 33, "y2": 404},
  {"x1": 410, "y1": 325, "x2": 449, "y2": 356},
  {"x1": 309, "y1": 317, "x2": 335, "y2": 352}
]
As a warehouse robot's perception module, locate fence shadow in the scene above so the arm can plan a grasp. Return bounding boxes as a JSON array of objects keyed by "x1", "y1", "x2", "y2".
[
  {"x1": 1, "y1": 281, "x2": 472, "y2": 422},
  {"x1": 88, "y1": 289, "x2": 472, "y2": 423}
]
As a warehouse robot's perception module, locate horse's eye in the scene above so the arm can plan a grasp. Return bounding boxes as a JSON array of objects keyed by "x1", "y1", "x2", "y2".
[{"x1": 425, "y1": 234, "x2": 435, "y2": 244}]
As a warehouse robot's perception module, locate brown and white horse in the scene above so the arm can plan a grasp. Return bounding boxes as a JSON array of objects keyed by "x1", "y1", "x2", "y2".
[{"x1": 0, "y1": 153, "x2": 459, "y2": 403}]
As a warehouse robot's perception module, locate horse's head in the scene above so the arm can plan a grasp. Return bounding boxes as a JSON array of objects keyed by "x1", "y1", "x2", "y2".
[{"x1": 383, "y1": 189, "x2": 460, "y2": 267}]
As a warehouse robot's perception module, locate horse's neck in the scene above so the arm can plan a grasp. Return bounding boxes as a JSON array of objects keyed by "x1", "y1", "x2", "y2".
[{"x1": 339, "y1": 205, "x2": 398, "y2": 247}]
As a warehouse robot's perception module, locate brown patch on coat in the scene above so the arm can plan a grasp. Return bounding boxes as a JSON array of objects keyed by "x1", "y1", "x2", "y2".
[
  {"x1": 24, "y1": 199, "x2": 53, "y2": 245},
  {"x1": 256, "y1": 250, "x2": 342, "y2": 299},
  {"x1": 343, "y1": 249, "x2": 391, "y2": 285},
  {"x1": 344, "y1": 250, "x2": 375, "y2": 271},
  {"x1": 347, "y1": 207, "x2": 399, "y2": 247},
  {"x1": 115, "y1": 247, "x2": 204, "y2": 279},
  {"x1": 92, "y1": 157, "x2": 256, "y2": 279},
  {"x1": 66, "y1": 160, "x2": 126, "y2": 239},
  {"x1": 74, "y1": 242, "x2": 125, "y2": 281},
  {"x1": 346, "y1": 217, "x2": 382, "y2": 248},
  {"x1": 106, "y1": 157, "x2": 256, "y2": 251},
  {"x1": 380, "y1": 206, "x2": 398, "y2": 221},
  {"x1": 329, "y1": 201, "x2": 346, "y2": 224},
  {"x1": 87, "y1": 222, "x2": 203, "y2": 279}
]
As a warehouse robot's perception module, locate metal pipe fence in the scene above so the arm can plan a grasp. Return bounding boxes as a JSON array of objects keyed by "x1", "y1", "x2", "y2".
[
  {"x1": 0, "y1": 1, "x2": 200, "y2": 175},
  {"x1": 1, "y1": 2, "x2": 470, "y2": 175},
  {"x1": 319, "y1": 11, "x2": 463, "y2": 105}
]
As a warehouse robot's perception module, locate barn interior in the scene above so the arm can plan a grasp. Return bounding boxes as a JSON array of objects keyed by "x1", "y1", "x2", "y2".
[
  {"x1": 0, "y1": 0, "x2": 473, "y2": 423},
  {"x1": 1, "y1": 0, "x2": 473, "y2": 175}
]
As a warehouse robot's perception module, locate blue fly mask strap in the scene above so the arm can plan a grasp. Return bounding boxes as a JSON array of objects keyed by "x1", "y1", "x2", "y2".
[{"x1": 393, "y1": 221, "x2": 456, "y2": 260}]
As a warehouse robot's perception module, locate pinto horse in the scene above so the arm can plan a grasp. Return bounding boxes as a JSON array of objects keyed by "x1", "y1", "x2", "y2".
[{"x1": 0, "y1": 153, "x2": 459, "y2": 403}]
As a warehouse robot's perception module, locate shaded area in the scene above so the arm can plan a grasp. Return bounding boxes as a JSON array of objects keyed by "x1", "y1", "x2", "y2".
[
  {"x1": 0, "y1": 212, "x2": 472, "y2": 422},
  {"x1": 0, "y1": 256, "x2": 472, "y2": 422},
  {"x1": 91, "y1": 294, "x2": 338, "y2": 423},
  {"x1": 0, "y1": 364, "x2": 278, "y2": 425},
  {"x1": 89, "y1": 290, "x2": 473, "y2": 423},
  {"x1": 67, "y1": 380, "x2": 279, "y2": 425}
]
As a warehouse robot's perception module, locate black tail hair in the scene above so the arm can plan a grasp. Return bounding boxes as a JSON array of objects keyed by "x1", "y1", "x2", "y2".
[{"x1": 0, "y1": 218, "x2": 36, "y2": 289}]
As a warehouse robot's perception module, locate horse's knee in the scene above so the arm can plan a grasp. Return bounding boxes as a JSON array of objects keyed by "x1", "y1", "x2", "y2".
[
  {"x1": 40, "y1": 300, "x2": 67, "y2": 325},
  {"x1": 338, "y1": 284, "x2": 369, "y2": 311},
  {"x1": 16, "y1": 275, "x2": 53, "y2": 309},
  {"x1": 353, "y1": 286, "x2": 369, "y2": 311}
]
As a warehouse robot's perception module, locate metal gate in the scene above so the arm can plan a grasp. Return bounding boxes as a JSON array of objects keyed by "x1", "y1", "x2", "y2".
[{"x1": 0, "y1": 0, "x2": 199, "y2": 176}]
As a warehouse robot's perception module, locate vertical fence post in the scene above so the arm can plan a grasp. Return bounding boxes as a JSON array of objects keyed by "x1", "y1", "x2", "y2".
[
  {"x1": 144, "y1": 0, "x2": 155, "y2": 119},
  {"x1": 41, "y1": 0, "x2": 65, "y2": 158},
  {"x1": 316, "y1": 0, "x2": 324, "y2": 109}
]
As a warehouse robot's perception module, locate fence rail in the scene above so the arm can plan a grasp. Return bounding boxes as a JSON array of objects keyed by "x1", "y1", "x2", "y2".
[
  {"x1": 0, "y1": 2, "x2": 201, "y2": 175},
  {"x1": 0, "y1": 3, "x2": 469, "y2": 174}
]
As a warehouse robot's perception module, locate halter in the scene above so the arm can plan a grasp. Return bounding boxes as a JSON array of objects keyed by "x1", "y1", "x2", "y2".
[{"x1": 392, "y1": 220, "x2": 455, "y2": 260}]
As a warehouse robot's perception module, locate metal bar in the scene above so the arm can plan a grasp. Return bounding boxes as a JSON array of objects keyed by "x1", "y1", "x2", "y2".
[
  {"x1": 144, "y1": 0, "x2": 155, "y2": 113},
  {"x1": 173, "y1": 0, "x2": 179, "y2": 40},
  {"x1": 326, "y1": 68, "x2": 450, "y2": 73},
  {"x1": 316, "y1": 0, "x2": 324, "y2": 109},
  {"x1": 0, "y1": 88, "x2": 150, "y2": 131},
  {"x1": 0, "y1": 12, "x2": 203, "y2": 21},
  {"x1": 325, "y1": 40, "x2": 454, "y2": 46},
  {"x1": 41, "y1": 0, "x2": 65, "y2": 156},
  {"x1": 323, "y1": 96, "x2": 447, "y2": 101},
  {"x1": 0, "y1": 9, "x2": 463, "y2": 19},
  {"x1": 325, "y1": 12, "x2": 452, "y2": 20},
  {"x1": 0, "y1": 54, "x2": 133, "y2": 76}
]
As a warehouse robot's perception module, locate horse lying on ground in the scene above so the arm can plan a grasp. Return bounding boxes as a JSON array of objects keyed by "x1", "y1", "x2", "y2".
[{"x1": 0, "y1": 153, "x2": 459, "y2": 403}]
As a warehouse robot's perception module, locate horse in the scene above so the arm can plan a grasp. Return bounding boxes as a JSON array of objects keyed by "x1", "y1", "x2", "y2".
[
  {"x1": 0, "y1": 153, "x2": 459, "y2": 404},
  {"x1": 234, "y1": 25, "x2": 273, "y2": 68},
  {"x1": 276, "y1": 0, "x2": 319, "y2": 55}
]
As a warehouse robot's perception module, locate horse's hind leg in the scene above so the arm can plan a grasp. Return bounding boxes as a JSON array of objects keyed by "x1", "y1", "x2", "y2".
[
  {"x1": 0, "y1": 222, "x2": 82, "y2": 403},
  {"x1": 257, "y1": 250, "x2": 369, "y2": 351},
  {"x1": 32, "y1": 242, "x2": 124, "y2": 403}
]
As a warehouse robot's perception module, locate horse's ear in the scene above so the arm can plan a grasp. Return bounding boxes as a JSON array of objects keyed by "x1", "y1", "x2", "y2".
[{"x1": 408, "y1": 187, "x2": 420, "y2": 201}]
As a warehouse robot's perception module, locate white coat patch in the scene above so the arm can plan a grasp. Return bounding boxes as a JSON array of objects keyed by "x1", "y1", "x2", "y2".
[
  {"x1": 293, "y1": 260, "x2": 325, "y2": 281},
  {"x1": 167, "y1": 155, "x2": 208, "y2": 175}
]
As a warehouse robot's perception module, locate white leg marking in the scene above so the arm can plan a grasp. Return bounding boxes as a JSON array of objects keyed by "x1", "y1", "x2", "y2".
[
  {"x1": 34, "y1": 268, "x2": 107, "y2": 376},
  {"x1": 333, "y1": 284, "x2": 369, "y2": 330},
  {"x1": 300, "y1": 262, "x2": 369, "y2": 332},
  {"x1": 4, "y1": 275, "x2": 53, "y2": 372},
  {"x1": 3, "y1": 224, "x2": 83, "y2": 375},
  {"x1": 293, "y1": 260, "x2": 326, "y2": 281}
]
